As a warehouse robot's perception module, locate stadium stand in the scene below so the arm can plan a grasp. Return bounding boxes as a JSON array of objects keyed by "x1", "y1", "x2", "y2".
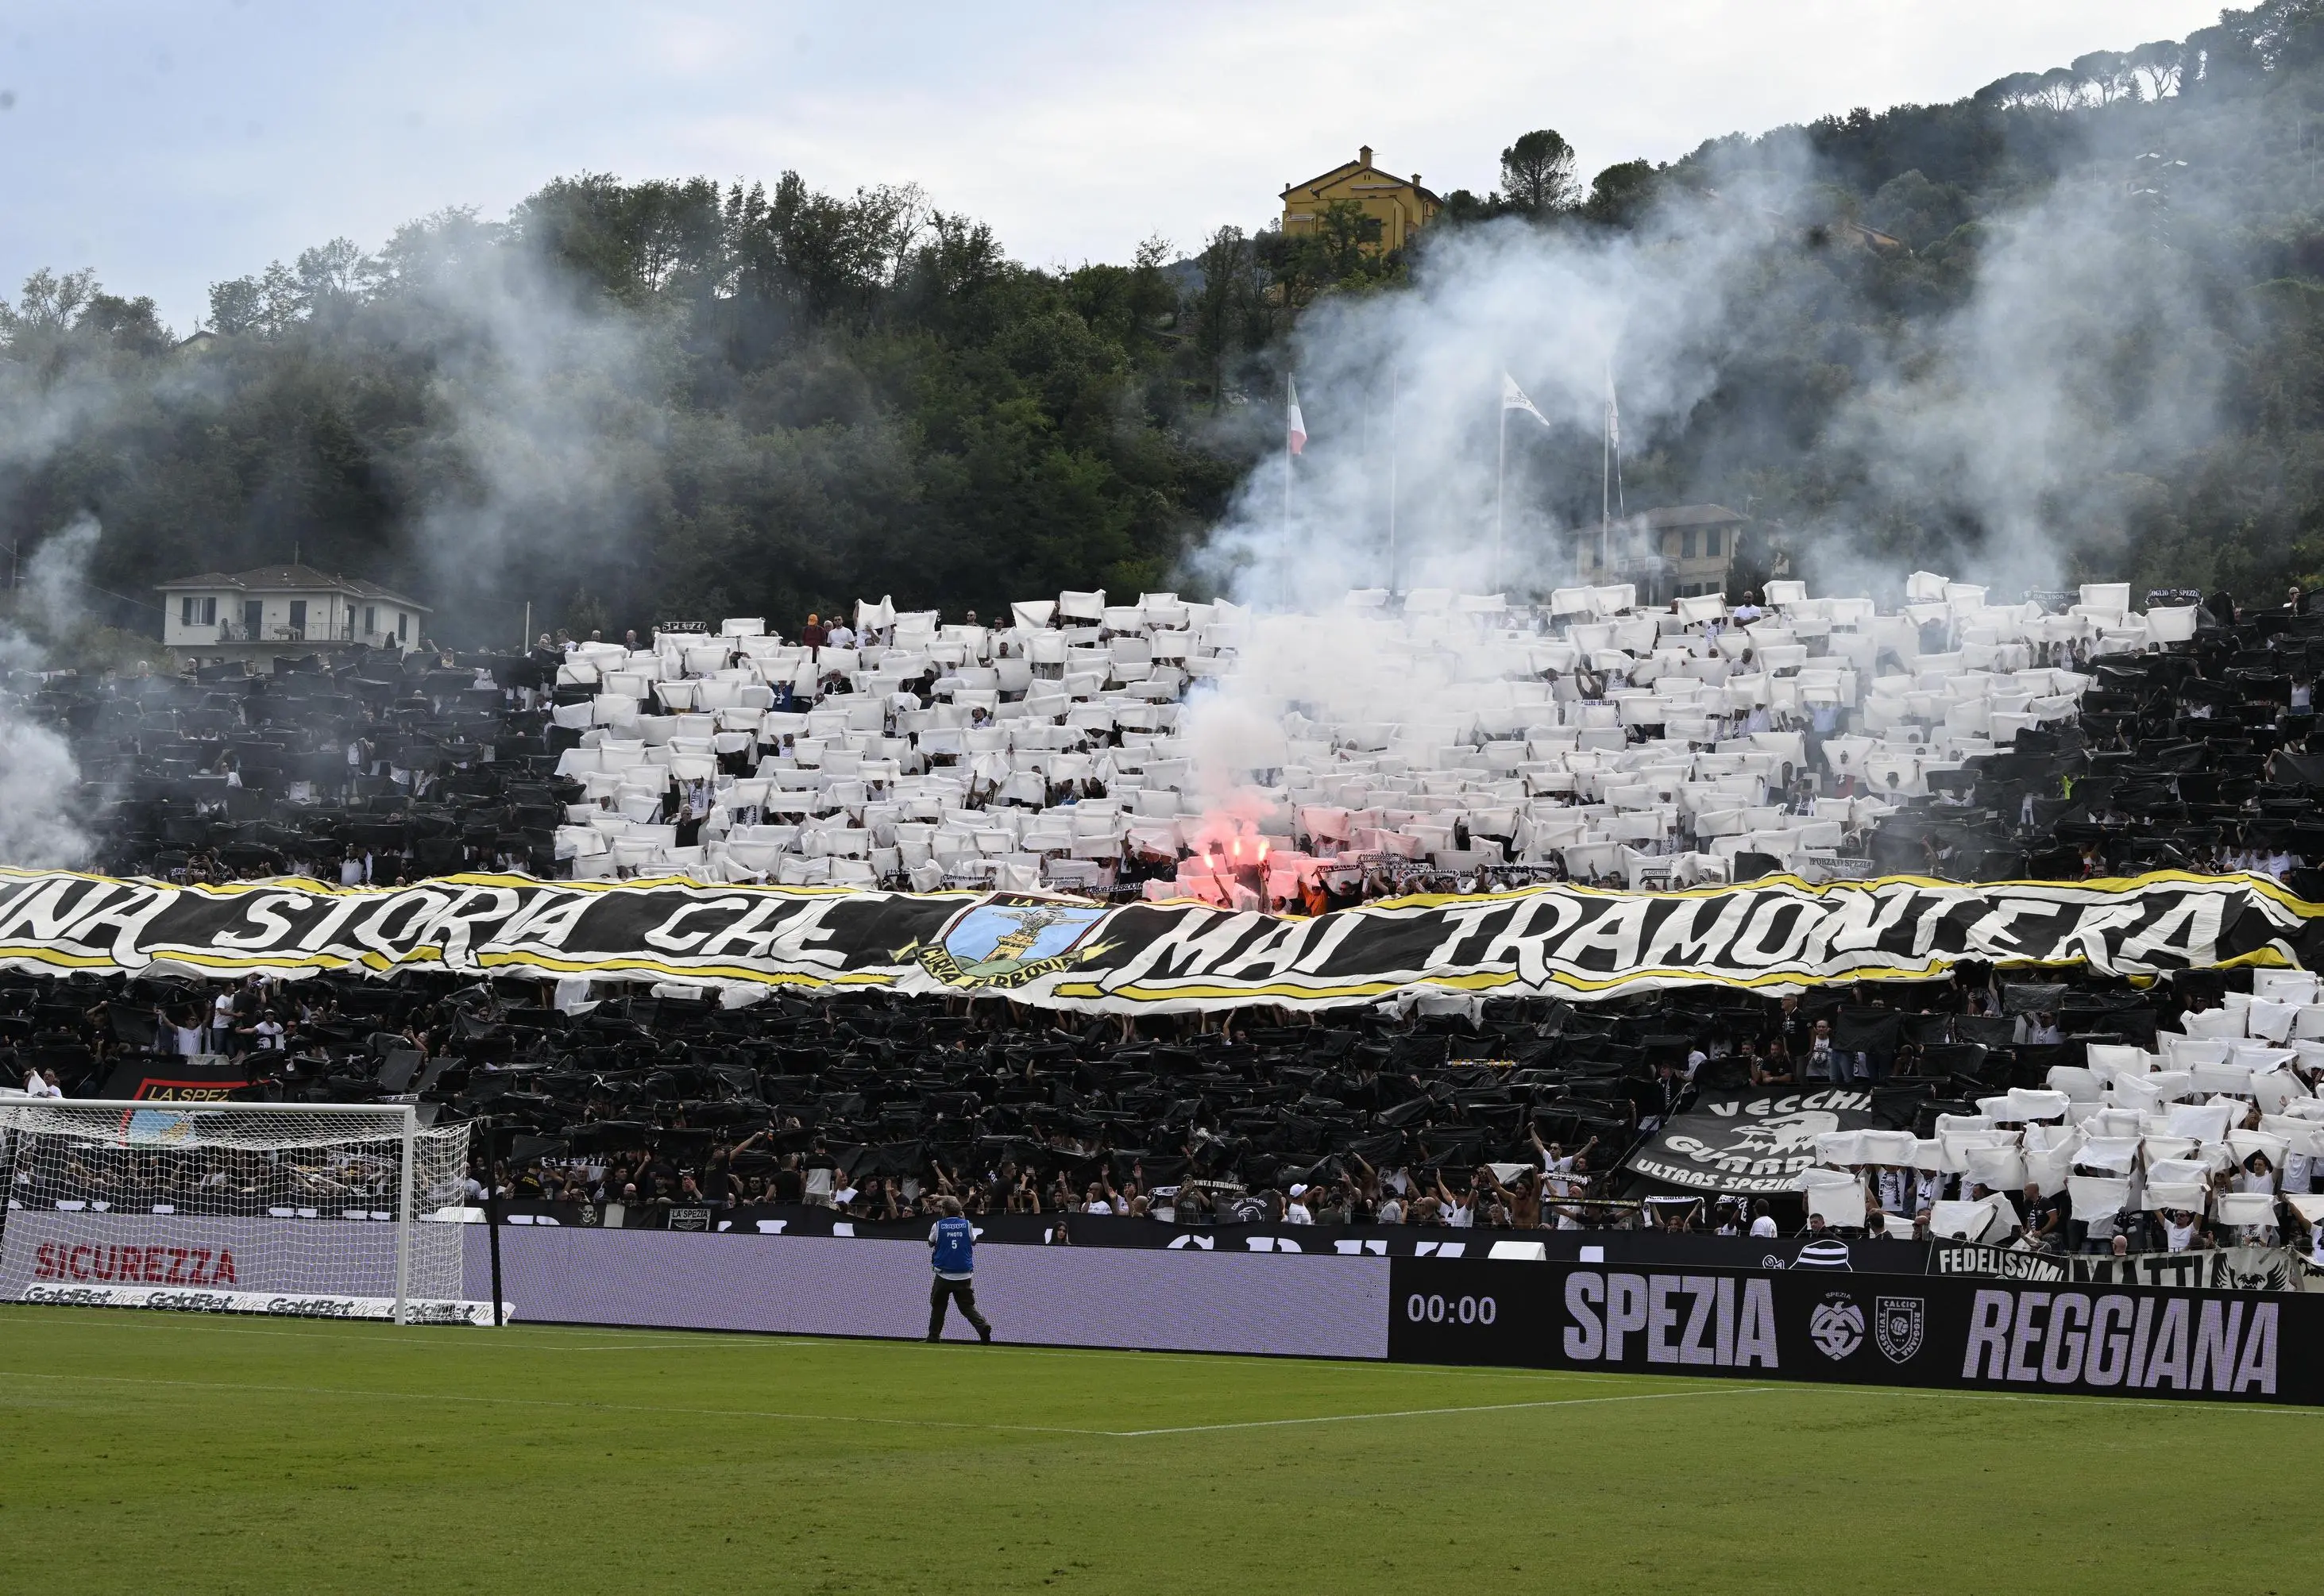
[
  {"x1": 14, "y1": 576, "x2": 2320, "y2": 900},
  {"x1": 7, "y1": 575, "x2": 2324, "y2": 1260},
  {"x1": 7, "y1": 956, "x2": 2324, "y2": 1260}
]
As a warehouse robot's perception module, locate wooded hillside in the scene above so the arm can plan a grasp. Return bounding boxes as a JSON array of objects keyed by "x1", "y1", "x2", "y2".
[{"x1": 7, "y1": 2, "x2": 2324, "y2": 650}]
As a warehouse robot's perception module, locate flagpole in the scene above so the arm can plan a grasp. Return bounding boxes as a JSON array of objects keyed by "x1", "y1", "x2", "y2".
[
  {"x1": 1494, "y1": 399, "x2": 1508, "y2": 593},
  {"x1": 1608, "y1": 360, "x2": 1625, "y2": 517},
  {"x1": 1283, "y1": 374, "x2": 1294, "y2": 608},
  {"x1": 1599, "y1": 399, "x2": 1610, "y2": 579},
  {"x1": 1385, "y1": 365, "x2": 1399, "y2": 594}
]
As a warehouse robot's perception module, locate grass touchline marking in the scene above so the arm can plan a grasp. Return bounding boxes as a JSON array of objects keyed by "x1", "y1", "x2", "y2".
[
  {"x1": 0, "y1": 1365, "x2": 1769, "y2": 1440},
  {"x1": 1100, "y1": 1385, "x2": 1777, "y2": 1436},
  {"x1": 0, "y1": 1369, "x2": 1107, "y2": 1438},
  {"x1": 43, "y1": 1309, "x2": 2304, "y2": 1423},
  {"x1": 0, "y1": 1309, "x2": 1658, "y2": 1386}
]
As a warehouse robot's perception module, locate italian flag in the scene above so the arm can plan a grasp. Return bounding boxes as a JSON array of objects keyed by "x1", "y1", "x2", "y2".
[{"x1": 1286, "y1": 378, "x2": 1307, "y2": 456}]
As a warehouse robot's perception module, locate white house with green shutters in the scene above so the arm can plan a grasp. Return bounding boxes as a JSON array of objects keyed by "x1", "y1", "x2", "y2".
[{"x1": 156, "y1": 564, "x2": 430, "y2": 669}]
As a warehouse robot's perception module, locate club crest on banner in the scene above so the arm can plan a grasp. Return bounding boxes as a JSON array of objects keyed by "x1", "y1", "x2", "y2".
[
  {"x1": 124, "y1": 1109, "x2": 199, "y2": 1147},
  {"x1": 1874, "y1": 1295, "x2": 1925, "y2": 1363},
  {"x1": 897, "y1": 896, "x2": 1114, "y2": 990},
  {"x1": 1809, "y1": 1292, "x2": 1865, "y2": 1359}
]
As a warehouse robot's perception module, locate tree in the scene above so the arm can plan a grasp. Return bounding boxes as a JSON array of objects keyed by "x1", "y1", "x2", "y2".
[
  {"x1": 2071, "y1": 49, "x2": 2136, "y2": 103},
  {"x1": 205, "y1": 260, "x2": 304, "y2": 336},
  {"x1": 1264, "y1": 201, "x2": 1399, "y2": 309},
  {"x1": 1864, "y1": 169, "x2": 1968, "y2": 251},
  {"x1": 1, "y1": 267, "x2": 98, "y2": 337},
  {"x1": 2186, "y1": 21, "x2": 2268, "y2": 97},
  {"x1": 23, "y1": 0, "x2": 2324, "y2": 644},
  {"x1": 1975, "y1": 71, "x2": 2047, "y2": 110},
  {"x1": 1064, "y1": 235, "x2": 1177, "y2": 365},
  {"x1": 1497, "y1": 129, "x2": 1580, "y2": 216},
  {"x1": 205, "y1": 277, "x2": 261, "y2": 336},
  {"x1": 517, "y1": 173, "x2": 728, "y2": 301},
  {"x1": 4, "y1": 165, "x2": 1241, "y2": 642},
  {"x1": 1434, "y1": 188, "x2": 1499, "y2": 226},
  {"x1": 76, "y1": 293, "x2": 172, "y2": 353},
  {"x1": 1184, "y1": 226, "x2": 1252, "y2": 405},
  {"x1": 295, "y1": 238, "x2": 366, "y2": 303},
  {"x1": 1581, "y1": 161, "x2": 1659, "y2": 228},
  {"x1": 2035, "y1": 65, "x2": 2087, "y2": 111},
  {"x1": 2129, "y1": 40, "x2": 2185, "y2": 99}
]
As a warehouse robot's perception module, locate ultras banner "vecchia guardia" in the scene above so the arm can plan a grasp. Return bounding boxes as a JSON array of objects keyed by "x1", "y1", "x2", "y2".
[{"x1": 0, "y1": 868, "x2": 2318, "y2": 1014}]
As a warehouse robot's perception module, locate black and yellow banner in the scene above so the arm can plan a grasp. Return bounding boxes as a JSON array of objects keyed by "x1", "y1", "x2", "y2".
[{"x1": 1, "y1": 868, "x2": 2317, "y2": 1013}]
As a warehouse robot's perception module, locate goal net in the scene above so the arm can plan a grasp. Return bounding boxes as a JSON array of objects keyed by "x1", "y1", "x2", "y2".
[{"x1": 0, "y1": 1101, "x2": 493, "y2": 1325}]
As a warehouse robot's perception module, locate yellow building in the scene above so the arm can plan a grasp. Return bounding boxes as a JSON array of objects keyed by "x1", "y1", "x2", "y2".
[{"x1": 1280, "y1": 146, "x2": 1441, "y2": 253}]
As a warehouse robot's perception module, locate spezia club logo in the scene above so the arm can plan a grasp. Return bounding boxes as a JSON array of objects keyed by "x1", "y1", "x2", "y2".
[
  {"x1": 895, "y1": 896, "x2": 1114, "y2": 991},
  {"x1": 1809, "y1": 1293, "x2": 1865, "y2": 1360}
]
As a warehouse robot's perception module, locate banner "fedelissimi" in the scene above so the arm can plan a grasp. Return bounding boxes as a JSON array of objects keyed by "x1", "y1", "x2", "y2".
[{"x1": 1, "y1": 867, "x2": 2317, "y2": 1013}]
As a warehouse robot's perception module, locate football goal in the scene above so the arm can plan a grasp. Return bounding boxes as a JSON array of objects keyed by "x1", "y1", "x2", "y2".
[{"x1": 0, "y1": 1100, "x2": 495, "y2": 1325}]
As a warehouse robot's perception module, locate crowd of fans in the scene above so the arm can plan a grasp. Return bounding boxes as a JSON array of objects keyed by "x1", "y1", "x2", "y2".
[
  {"x1": 6, "y1": 576, "x2": 2322, "y2": 901},
  {"x1": 9, "y1": 952, "x2": 2324, "y2": 1265},
  {"x1": 541, "y1": 576, "x2": 2324, "y2": 900},
  {"x1": 1785, "y1": 966, "x2": 2324, "y2": 1263},
  {"x1": 13, "y1": 642, "x2": 565, "y2": 887},
  {"x1": 6, "y1": 574, "x2": 2324, "y2": 1264}
]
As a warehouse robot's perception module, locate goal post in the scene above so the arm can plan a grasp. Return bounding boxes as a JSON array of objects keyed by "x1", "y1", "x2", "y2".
[{"x1": 0, "y1": 1099, "x2": 500, "y2": 1326}]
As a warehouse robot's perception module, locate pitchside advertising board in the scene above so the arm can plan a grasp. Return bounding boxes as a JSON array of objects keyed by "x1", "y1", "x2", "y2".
[
  {"x1": 2, "y1": 865, "x2": 2321, "y2": 1014},
  {"x1": 1388, "y1": 1258, "x2": 2314, "y2": 1404}
]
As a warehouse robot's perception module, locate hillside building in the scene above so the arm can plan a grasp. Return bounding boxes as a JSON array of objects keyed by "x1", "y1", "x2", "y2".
[
  {"x1": 156, "y1": 564, "x2": 429, "y2": 670},
  {"x1": 1280, "y1": 146, "x2": 1441, "y2": 254}
]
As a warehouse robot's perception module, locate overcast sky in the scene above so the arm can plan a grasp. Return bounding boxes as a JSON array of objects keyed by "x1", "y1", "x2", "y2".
[{"x1": 2, "y1": 0, "x2": 2226, "y2": 333}]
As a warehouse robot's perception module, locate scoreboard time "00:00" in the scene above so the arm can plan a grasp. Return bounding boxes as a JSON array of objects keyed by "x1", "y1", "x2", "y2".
[{"x1": 1404, "y1": 1293, "x2": 1496, "y2": 1325}]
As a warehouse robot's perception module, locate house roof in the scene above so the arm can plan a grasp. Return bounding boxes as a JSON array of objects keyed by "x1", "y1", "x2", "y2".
[
  {"x1": 1640, "y1": 503, "x2": 1747, "y2": 530},
  {"x1": 1281, "y1": 154, "x2": 1442, "y2": 207},
  {"x1": 156, "y1": 564, "x2": 430, "y2": 613}
]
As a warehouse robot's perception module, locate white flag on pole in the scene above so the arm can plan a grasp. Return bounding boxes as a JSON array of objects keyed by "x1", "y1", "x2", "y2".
[
  {"x1": 1501, "y1": 372, "x2": 1551, "y2": 428},
  {"x1": 1606, "y1": 365, "x2": 1621, "y2": 450}
]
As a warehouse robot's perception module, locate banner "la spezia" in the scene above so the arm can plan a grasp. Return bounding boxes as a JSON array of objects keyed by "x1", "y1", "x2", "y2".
[
  {"x1": 1, "y1": 866, "x2": 2318, "y2": 1014},
  {"x1": 1388, "y1": 1257, "x2": 2310, "y2": 1403}
]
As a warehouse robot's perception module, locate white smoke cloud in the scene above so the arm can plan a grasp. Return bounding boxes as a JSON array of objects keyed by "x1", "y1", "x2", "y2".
[
  {"x1": 1191, "y1": 190, "x2": 1774, "y2": 611},
  {"x1": 0, "y1": 515, "x2": 102, "y2": 869},
  {"x1": 1174, "y1": 129, "x2": 2236, "y2": 819},
  {"x1": 1191, "y1": 131, "x2": 2225, "y2": 617},
  {"x1": 1179, "y1": 172, "x2": 1797, "y2": 819},
  {"x1": 372, "y1": 223, "x2": 675, "y2": 642},
  {"x1": 24, "y1": 512, "x2": 101, "y2": 635},
  {"x1": 1812, "y1": 173, "x2": 2222, "y2": 602},
  {"x1": 0, "y1": 712, "x2": 93, "y2": 869}
]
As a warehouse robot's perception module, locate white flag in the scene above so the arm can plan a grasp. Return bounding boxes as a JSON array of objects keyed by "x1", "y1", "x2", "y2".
[
  {"x1": 1501, "y1": 372, "x2": 1550, "y2": 427},
  {"x1": 1606, "y1": 366, "x2": 1621, "y2": 450}
]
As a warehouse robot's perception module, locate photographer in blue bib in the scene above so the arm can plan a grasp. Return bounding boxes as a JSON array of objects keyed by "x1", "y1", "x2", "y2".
[{"x1": 927, "y1": 1196, "x2": 994, "y2": 1343}]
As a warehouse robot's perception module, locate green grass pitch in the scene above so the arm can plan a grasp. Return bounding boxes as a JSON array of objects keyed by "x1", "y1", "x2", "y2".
[{"x1": 0, "y1": 1303, "x2": 2315, "y2": 1594}]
